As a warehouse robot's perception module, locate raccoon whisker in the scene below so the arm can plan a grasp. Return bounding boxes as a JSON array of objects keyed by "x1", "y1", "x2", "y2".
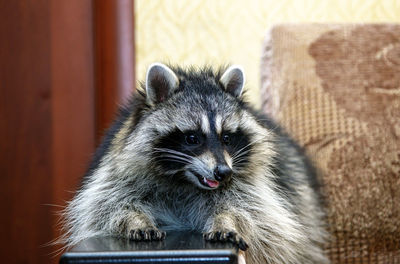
[
  {"x1": 231, "y1": 135, "x2": 269, "y2": 159},
  {"x1": 232, "y1": 150, "x2": 251, "y2": 163},
  {"x1": 153, "y1": 148, "x2": 194, "y2": 160},
  {"x1": 154, "y1": 152, "x2": 193, "y2": 162},
  {"x1": 232, "y1": 145, "x2": 252, "y2": 160},
  {"x1": 153, "y1": 149, "x2": 209, "y2": 171},
  {"x1": 155, "y1": 143, "x2": 200, "y2": 158},
  {"x1": 232, "y1": 154, "x2": 250, "y2": 162},
  {"x1": 232, "y1": 156, "x2": 249, "y2": 166},
  {"x1": 157, "y1": 155, "x2": 192, "y2": 163},
  {"x1": 231, "y1": 139, "x2": 255, "y2": 158},
  {"x1": 155, "y1": 151, "x2": 191, "y2": 158},
  {"x1": 147, "y1": 155, "x2": 190, "y2": 167},
  {"x1": 157, "y1": 158, "x2": 191, "y2": 165},
  {"x1": 153, "y1": 149, "x2": 211, "y2": 169},
  {"x1": 232, "y1": 147, "x2": 253, "y2": 159},
  {"x1": 149, "y1": 157, "x2": 191, "y2": 166}
]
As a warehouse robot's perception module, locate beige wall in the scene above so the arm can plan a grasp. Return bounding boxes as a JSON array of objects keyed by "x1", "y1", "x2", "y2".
[{"x1": 135, "y1": 0, "x2": 400, "y2": 108}]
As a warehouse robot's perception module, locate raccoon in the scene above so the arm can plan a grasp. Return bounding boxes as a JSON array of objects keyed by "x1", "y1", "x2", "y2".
[{"x1": 62, "y1": 63, "x2": 329, "y2": 263}]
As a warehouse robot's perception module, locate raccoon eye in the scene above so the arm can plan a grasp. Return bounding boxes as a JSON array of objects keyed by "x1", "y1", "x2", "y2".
[
  {"x1": 222, "y1": 134, "x2": 231, "y2": 145},
  {"x1": 185, "y1": 133, "x2": 200, "y2": 145}
]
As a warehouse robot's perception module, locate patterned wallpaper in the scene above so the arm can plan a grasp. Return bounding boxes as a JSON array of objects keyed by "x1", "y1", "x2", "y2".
[{"x1": 135, "y1": 0, "x2": 400, "y2": 108}]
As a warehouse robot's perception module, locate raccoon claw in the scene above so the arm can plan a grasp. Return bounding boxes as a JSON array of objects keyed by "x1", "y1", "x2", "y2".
[
  {"x1": 203, "y1": 231, "x2": 249, "y2": 251},
  {"x1": 128, "y1": 228, "x2": 166, "y2": 241}
]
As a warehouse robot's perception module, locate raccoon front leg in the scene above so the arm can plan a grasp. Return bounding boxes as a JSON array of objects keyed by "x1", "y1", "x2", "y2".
[
  {"x1": 203, "y1": 212, "x2": 249, "y2": 251},
  {"x1": 110, "y1": 206, "x2": 165, "y2": 241}
]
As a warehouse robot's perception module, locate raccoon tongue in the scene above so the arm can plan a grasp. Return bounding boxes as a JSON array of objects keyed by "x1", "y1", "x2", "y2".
[{"x1": 204, "y1": 178, "x2": 219, "y2": 188}]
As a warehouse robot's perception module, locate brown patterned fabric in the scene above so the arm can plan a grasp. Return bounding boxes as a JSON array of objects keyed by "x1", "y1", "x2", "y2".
[{"x1": 261, "y1": 24, "x2": 400, "y2": 263}]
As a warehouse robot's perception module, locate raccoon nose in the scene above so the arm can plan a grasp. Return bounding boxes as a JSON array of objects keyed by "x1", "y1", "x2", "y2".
[{"x1": 214, "y1": 165, "x2": 233, "y2": 181}]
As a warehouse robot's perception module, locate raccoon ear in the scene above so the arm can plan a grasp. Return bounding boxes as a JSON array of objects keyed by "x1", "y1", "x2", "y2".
[
  {"x1": 145, "y1": 63, "x2": 179, "y2": 105},
  {"x1": 219, "y1": 65, "x2": 245, "y2": 97}
]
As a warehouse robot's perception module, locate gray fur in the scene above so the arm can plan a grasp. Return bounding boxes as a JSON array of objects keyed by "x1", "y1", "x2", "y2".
[{"x1": 61, "y1": 63, "x2": 329, "y2": 263}]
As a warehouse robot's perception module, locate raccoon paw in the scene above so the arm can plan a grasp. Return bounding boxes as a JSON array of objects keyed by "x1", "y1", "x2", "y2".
[
  {"x1": 128, "y1": 228, "x2": 166, "y2": 241},
  {"x1": 203, "y1": 231, "x2": 249, "y2": 251}
]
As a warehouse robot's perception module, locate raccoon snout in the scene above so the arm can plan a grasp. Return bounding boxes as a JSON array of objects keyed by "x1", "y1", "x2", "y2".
[{"x1": 213, "y1": 165, "x2": 232, "y2": 182}]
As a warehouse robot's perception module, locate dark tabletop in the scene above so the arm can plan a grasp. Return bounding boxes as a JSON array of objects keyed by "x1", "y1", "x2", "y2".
[{"x1": 60, "y1": 231, "x2": 238, "y2": 264}]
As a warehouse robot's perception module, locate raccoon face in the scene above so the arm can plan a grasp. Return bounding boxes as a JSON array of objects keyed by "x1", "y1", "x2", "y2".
[
  {"x1": 145, "y1": 63, "x2": 253, "y2": 190},
  {"x1": 153, "y1": 119, "x2": 252, "y2": 190}
]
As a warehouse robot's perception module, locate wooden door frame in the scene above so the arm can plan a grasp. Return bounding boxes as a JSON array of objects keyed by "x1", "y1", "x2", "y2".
[{"x1": 94, "y1": 0, "x2": 136, "y2": 141}]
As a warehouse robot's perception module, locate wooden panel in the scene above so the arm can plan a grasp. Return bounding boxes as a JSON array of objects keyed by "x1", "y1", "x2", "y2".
[
  {"x1": 0, "y1": 0, "x2": 135, "y2": 263},
  {"x1": 0, "y1": 0, "x2": 53, "y2": 263},
  {"x1": 50, "y1": 0, "x2": 96, "y2": 255},
  {"x1": 0, "y1": 0, "x2": 96, "y2": 263},
  {"x1": 94, "y1": 0, "x2": 136, "y2": 141}
]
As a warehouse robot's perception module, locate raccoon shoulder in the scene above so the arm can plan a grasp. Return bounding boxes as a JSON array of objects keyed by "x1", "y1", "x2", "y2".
[
  {"x1": 247, "y1": 108, "x2": 322, "y2": 200},
  {"x1": 83, "y1": 90, "x2": 148, "y2": 183}
]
